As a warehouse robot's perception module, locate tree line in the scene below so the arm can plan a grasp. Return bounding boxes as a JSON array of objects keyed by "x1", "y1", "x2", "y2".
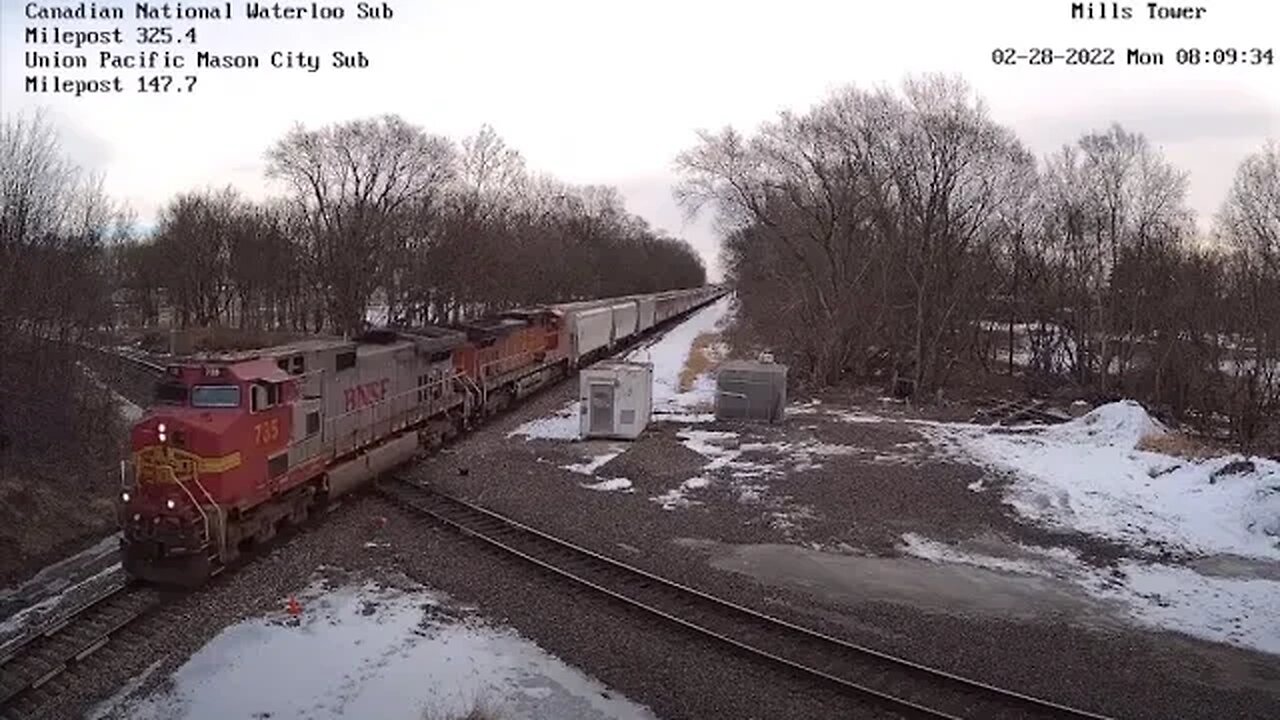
[
  {"x1": 677, "y1": 74, "x2": 1279, "y2": 448},
  {"x1": 0, "y1": 110, "x2": 706, "y2": 476},
  {"x1": 114, "y1": 118, "x2": 706, "y2": 335}
]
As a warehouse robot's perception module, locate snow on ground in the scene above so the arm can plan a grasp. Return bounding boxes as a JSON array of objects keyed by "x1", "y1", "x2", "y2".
[
  {"x1": 89, "y1": 574, "x2": 658, "y2": 720},
  {"x1": 508, "y1": 401, "x2": 582, "y2": 440},
  {"x1": 627, "y1": 295, "x2": 734, "y2": 417},
  {"x1": 886, "y1": 400, "x2": 1280, "y2": 655},
  {"x1": 922, "y1": 401, "x2": 1280, "y2": 562},
  {"x1": 900, "y1": 533, "x2": 1280, "y2": 655},
  {"x1": 562, "y1": 447, "x2": 626, "y2": 476},
  {"x1": 645, "y1": 430, "x2": 837, "y2": 533},
  {"x1": 581, "y1": 478, "x2": 634, "y2": 492},
  {"x1": 1, "y1": 555, "x2": 123, "y2": 651}
]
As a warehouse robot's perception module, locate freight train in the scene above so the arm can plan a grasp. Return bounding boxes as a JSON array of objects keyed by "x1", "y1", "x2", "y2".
[{"x1": 119, "y1": 286, "x2": 727, "y2": 586}]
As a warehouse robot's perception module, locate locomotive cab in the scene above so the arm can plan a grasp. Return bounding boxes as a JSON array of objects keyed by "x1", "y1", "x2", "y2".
[{"x1": 121, "y1": 360, "x2": 295, "y2": 586}]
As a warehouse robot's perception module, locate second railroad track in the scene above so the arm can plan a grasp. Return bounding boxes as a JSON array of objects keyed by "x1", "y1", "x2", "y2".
[{"x1": 375, "y1": 477, "x2": 1117, "y2": 720}]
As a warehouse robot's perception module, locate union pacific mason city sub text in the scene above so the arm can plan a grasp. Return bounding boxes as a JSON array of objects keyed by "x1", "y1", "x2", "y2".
[{"x1": 25, "y1": 49, "x2": 370, "y2": 72}]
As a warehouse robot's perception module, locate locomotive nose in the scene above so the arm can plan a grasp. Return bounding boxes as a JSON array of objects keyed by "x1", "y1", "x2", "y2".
[{"x1": 133, "y1": 414, "x2": 196, "y2": 450}]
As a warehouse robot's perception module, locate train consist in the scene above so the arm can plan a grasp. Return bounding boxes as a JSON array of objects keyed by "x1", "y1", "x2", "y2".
[{"x1": 119, "y1": 286, "x2": 727, "y2": 586}]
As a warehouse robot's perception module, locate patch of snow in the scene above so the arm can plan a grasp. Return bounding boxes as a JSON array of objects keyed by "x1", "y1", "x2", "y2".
[
  {"x1": 509, "y1": 401, "x2": 581, "y2": 440},
  {"x1": 900, "y1": 533, "x2": 1280, "y2": 655},
  {"x1": 562, "y1": 447, "x2": 625, "y2": 476},
  {"x1": 628, "y1": 296, "x2": 734, "y2": 416},
  {"x1": 653, "y1": 477, "x2": 714, "y2": 510},
  {"x1": 1, "y1": 562, "x2": 123, "y2": 647},
  {"x1": 581, "y1": 478, "x2": 633, "y2": 492},
  {"x1": 900, "y1": 533, "x2": 1074, "y2": 577},
  {"x1": 1096, "y1": 561, "x2": 1280, "y2": 654},
  {"x1": 0, "y1": 533, "x2": 118, "y2": 607},
  {"x1": 920, "y1": 400, "x2": 1280, "y2": 561},
  {"x1": 102, "y1": 577, "x2": 658, "y2": 720},
  {"x1": 653, "y1": 412, "x2": 716, "y2": 424}
]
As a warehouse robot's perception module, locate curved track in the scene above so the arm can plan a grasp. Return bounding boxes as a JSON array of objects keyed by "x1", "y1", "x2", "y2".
[{"x1": 376, "y1": 478, "x2": 1118, "y2": 720}]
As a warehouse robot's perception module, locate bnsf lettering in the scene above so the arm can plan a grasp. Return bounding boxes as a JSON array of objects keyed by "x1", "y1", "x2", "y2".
[{"x1": 344, "y1": 378, "x2": 390, "y2": 412}]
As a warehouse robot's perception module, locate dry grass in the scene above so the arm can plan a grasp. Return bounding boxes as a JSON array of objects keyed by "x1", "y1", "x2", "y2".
[
  {"x1": 679, "y1": 332, "x2": 727, "y2": 391},
  {"x1": 1137, "y1": 431, "x2": 1230, "y2": 461}
]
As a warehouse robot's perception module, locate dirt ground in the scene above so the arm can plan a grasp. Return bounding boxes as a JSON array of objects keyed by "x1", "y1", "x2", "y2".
[{"x1": 402, "y1": 377, "x2": 1280, "y2": 720}]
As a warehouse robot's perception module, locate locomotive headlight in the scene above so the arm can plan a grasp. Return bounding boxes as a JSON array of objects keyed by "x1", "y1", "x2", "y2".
[
  {"x1": 158, "y1": 423, "x2": 167, "y2": 433},
  {"x1": 166, "y1": 499, "x2": 177, "y2": 510},
  {"x1": 121, "y1": 492, "x2": 130, "y2": 503},
  {"x1": 158, "y1": 431, "x2": 167, "y2": 443}
]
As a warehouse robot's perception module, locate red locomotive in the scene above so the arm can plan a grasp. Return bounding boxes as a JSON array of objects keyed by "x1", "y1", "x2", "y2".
[{"x1": 119, "y1": 287, "x2": 725, "y2": 586}]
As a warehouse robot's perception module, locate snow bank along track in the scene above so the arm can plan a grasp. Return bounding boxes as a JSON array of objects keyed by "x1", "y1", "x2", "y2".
[
  {"x1": 0, "y1": 574, "x2": 160, "y2": 718},
  {"x1": 376, "y1": 478, "x2": 1118, "y2": 720}
]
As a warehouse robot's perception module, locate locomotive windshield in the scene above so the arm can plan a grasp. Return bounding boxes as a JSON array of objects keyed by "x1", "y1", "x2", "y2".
[
  {"x1": 190, "y1": 385, "x2": 242, "y2": 408},
  {"x1": 153, "y1": 381, "x2": 187, "y2": 405}
]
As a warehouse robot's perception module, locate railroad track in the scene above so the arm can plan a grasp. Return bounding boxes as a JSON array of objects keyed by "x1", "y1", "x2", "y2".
[
  {"x1": 0, "y1": 578, "x2": 161, "y2": 714},
  {"x1": 377, "y1": 478, "x2": 1117, "y2": 720}
]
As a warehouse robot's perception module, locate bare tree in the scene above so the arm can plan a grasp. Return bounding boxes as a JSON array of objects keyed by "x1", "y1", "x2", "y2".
[
  {"x1": 0, "y1": 110, "x2": 123, "y2": 478},
  {"x1": 1216, "y1": 141, "x2": 1280, "y2": 446},
  {"x1": 266, "y1": 114, "x2": 458, "y2": 334}
]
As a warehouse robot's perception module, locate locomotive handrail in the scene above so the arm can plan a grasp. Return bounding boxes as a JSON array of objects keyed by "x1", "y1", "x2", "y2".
[{"x1": 164, "y1": 466, "x2": 212, "y2": 548}]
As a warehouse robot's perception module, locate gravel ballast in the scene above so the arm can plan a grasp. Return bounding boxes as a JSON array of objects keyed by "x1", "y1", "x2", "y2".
[{"x1": 16, "y1": 378, "x2": 1280, "y2": 719}]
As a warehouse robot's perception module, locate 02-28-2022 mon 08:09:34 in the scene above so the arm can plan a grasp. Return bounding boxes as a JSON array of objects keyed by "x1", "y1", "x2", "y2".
[{"x1": 991, "y1": 46, "x2": 1275, "y2": 66}]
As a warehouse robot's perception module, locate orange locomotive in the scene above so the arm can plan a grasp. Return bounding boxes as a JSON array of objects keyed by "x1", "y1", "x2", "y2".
[
  {"x1": 120, "y1": 287, "x2": 726, "y2": 586},
  {"x1": 121, "y1": 311, "x2": 567, "y2": 586}
]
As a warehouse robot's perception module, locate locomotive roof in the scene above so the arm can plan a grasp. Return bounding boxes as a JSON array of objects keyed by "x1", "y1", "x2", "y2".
[{"x1": 374, "y1": 325, "x2": 468, "y2": 354}]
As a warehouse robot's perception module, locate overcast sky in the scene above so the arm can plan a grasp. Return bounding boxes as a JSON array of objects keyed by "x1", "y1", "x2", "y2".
[{"x1": 2, "y1": 0, "x2": 1277, "y2": 280}]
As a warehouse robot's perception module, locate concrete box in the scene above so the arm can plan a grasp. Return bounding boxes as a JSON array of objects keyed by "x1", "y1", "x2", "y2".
[
  {"x1": 579, "y1": 361, "x2": 654, "y2": 440},
  {"x1": 714, "y1": 359, "x2": 788, "y2": 423}
]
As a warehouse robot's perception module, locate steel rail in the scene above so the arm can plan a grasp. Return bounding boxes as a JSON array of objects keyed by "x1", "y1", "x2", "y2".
[
  {"x1": 377, "y1": 478, "x2": 1118, "y2": 720},
  {"x1": 0, "y1": 583, "x2": 161, "y2": 710}
]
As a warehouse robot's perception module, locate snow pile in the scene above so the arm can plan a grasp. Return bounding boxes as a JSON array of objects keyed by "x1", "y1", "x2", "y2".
[
  {"x1": 509, "y1": 401, "x2": 581, "y2": 440},
  {"x1": 90, "y1": 577, "x2": 658, "y2": 720},
  {"x1": 628, "y1": 295, "x2": 733, "y2": 416},
  {"x1": 900, "y1": 533, "x2": 1280, "y2": 655},
  {"x1": 930, "y1": 401, "x2": 1280, "y2": 560}
]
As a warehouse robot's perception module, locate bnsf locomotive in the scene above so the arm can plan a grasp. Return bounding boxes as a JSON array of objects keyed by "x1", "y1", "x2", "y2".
[{"x1": 119, "y1": 287, "x2": 726, "y2": 586}]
